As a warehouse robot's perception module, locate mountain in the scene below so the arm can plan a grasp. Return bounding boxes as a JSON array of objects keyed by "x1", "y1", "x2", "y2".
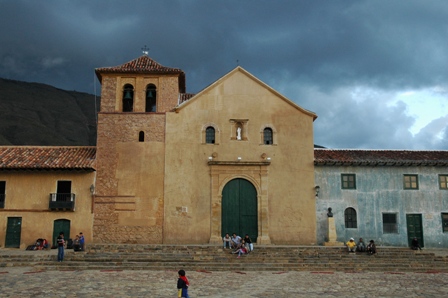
[
  {"x1": 0, "y1": 78, "x2": 326, "y2": 148},
  {"x1": 0, "y1": 78, "x2": 99, "y2": 146}
]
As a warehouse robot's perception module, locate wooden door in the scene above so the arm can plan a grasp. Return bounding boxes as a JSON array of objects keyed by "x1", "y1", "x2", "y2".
[
  {"x1": 5, "y1": 217, "x2": 22, "y2": 248},
  {"x1": 406, "y1": 214, "x2": 424, "y2": 247},
  {"x1": 222, "y1": 178, "x2": 257, "y2": 241},
  {"x1": 52, "y1": 219, "x2": 71, "y2": 247}
]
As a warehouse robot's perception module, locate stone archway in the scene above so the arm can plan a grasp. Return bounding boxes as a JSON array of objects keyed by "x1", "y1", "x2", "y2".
[{"x1": 208, "y1": 161, "x2": 271, "y2": 244}]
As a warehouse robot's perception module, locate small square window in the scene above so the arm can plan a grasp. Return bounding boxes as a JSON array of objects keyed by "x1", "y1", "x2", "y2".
[
  {"x1": 341, "y1": 174, "x2": 356, "y2": 189},
  {"x1": 383, "y1": 213, "x2": 398, "y2": 233},
  {"x1": 439, "y1": 175, "x2": 448, "y2": 189},
  {"x1": 403, "y1": 175, "x2": 418, "y2": 189},
  {"x1": 442, "y1": 213, "x2": 448, "y2": 233}
]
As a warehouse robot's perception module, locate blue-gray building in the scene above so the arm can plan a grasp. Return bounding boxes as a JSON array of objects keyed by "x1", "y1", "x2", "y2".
[{"x1": 314, "y1": 149, "x2": 448, "y2": 248}]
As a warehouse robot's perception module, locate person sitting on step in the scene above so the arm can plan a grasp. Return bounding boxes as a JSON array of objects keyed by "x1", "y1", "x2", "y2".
[
  {"x1": 367, "y1": 240, "x2": 377, "y2": 255},
  {"x1": 223, "y1": 233, "x2": 232, "y2": 249},
  {"x1": 243, "y1": 234, "x2": 253, "y2": 252},
  {"x1": 357, "y1": 238, "x2": 366, "y2": 252},
  {"x1": 230, "y1": 233, "x2": 242, "y2": 250},
  {"x1": 411, "y1": 237, "x2": 422, "y2": 250},
  {"x1": 233, "y1": 240, "x2": 248, "y2": 258},
  {"x1": 346, "y1": 238, "x2": 357, "y2": 253}
]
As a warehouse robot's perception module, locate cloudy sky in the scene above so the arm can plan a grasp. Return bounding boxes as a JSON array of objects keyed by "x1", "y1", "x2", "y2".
[{"x1": 1, "y1": 0, "x2": 447, "y2": 150}]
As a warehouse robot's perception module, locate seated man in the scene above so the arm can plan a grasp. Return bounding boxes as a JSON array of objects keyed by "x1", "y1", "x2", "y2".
[
  {"x1": 230, "y1": 233, "x2": 242, "y2": 250},
  {"x1": 346, "y1": 238, "x2": 357, "y2": 253},
  {"x1": 357, "y1": 238, "x2": 366, "y2": 252},
  {"x1": 367, "y1": 240, "x2": 377, "y2": 255},
  {"x1": 411, "y1": 237, "x2": 422, "y2": 250}
]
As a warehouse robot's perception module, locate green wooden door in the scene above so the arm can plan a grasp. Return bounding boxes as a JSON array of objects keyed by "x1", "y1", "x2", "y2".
[
  {"x1": 5, "y1": 217, "x2": 22, "y2": 248},
  {"x1": 222, "y1": 179, "x2": 257, "y2": 242},
  {"x1": 406, "y1": 214, "x2": 424, "y2": 247},
  {"x1": 52, "y1": 219, "x2": 71, "y2": 247}
]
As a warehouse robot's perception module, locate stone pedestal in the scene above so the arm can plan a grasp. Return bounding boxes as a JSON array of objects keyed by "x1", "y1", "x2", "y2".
[{"x1": 324, "y1": 217, "x2": 344, "y2": 246}]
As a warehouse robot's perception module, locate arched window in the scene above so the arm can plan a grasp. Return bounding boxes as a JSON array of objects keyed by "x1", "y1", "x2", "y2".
[
  {"x1": 123, "y1": 84, "x2": 134, "y2": 112},
  {"x1": 205, "y1": 126, "x2": 215, "y2": 144},
  {"x1": 263, "y1": 127, "x2": 273, "y2": 145},
  {"x1": 146, "y1": 84, "x2": 157, "y2": 112},
  {"x1": 139, "y1": 131, "x2": 144, "y2": 142},
  {"x1": 344, "y1": 207, "x2": 357, "y2": 228}
]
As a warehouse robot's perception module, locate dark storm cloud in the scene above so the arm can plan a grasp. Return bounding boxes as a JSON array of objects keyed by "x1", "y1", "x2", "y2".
[{"x1": 0, "y1": 0, "x2": 447, "y2": 149}]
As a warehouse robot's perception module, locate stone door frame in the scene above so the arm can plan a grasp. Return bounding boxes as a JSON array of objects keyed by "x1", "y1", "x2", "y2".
[{"x1": 208, "y1": 161, "x2": 271, "y2": 244}]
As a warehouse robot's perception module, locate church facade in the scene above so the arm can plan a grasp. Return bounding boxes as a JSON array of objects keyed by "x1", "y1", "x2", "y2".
[
  {"x1": 93, "y1": 55, "x2": 317, "y2": 245},
  {"x1": 0, "y1": 55, "x2": 447, "y2": 249}
]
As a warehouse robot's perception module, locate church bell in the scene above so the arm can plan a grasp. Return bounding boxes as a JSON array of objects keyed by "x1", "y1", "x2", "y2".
[{"x1": 123, "y1": 90, "x2": 133, "y2": 99}]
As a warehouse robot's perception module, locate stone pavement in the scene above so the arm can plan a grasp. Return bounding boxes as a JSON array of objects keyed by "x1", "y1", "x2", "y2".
[{"x1": 0, "y1": 267, "x2": 447, "y2": 297}]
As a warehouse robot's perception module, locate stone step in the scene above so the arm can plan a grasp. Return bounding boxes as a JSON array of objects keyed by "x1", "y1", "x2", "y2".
[{"x1": 2, "y1": 245, "x2": 446, "y2": 273}]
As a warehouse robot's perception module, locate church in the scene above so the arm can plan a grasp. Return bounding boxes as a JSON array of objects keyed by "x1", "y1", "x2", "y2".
[{"x1": 1, "y1": 55, "x2": 447, "y2": 249}]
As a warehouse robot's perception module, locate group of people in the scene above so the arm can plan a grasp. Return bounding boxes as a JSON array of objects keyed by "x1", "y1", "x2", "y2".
[
  {"x1": 27, "y1": 238, "x2": 49, "y2": 250},
  {"x1": 223, "y1": 233, "x2": 253, "y2": 258},
  {"x1": 56, "y1": 231, "x2": 85, "y2": 262},
  {"x1": 346, "y1": 237, "x2": 377, "y2": 255}
]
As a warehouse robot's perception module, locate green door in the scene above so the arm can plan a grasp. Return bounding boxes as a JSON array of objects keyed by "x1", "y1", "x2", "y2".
[
  {"x1": 222, "y1": 178, "x2": 257, "y2": 242},
  {"x1": 52, "y1": 219, "x2": 71, "y2": 247},
  {"x1": 5, "y1": 217, "x2": 22, "y2": 248},
  {"x1": 406, "y1": 214, "x2": 424, "y2": 247}
]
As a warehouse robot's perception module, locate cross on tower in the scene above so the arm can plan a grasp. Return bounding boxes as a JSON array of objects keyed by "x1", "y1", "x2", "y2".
[{"x1": 141, "y1": 45, "x2": 149, "y2": 55}]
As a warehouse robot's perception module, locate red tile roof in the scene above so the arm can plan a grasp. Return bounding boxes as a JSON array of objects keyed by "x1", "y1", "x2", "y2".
[
  {"x1": 95, "y1": 55, "x2": 184, "y2": 79},
  {"x1": 179, "y1": 93, "x2": 196, "y2": 104},
  {"x1": 314, "y1": 149, "x2": 448, "y2": 166},
  {"x1": 0, "y1": 147, "x2": 96, "y2": 171}
]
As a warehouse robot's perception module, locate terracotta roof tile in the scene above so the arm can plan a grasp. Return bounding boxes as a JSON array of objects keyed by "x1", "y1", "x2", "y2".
[
  {"x1": 314, "y1": 149, "x2": 448, "y2": 166},
  {"x1": 95, "y1": 55, "x2": 184, "y2": 78},
  {"x1": 0, "y1": 146, "x2": 96, "y2": 170},
  {"x1": 179, "y1": 93, "x2": 196, "y2": 104}
]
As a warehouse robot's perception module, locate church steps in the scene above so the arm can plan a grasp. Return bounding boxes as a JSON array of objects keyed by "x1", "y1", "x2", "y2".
[{"x1": 1, "y1": 245, "x2": 447, "y2": 273}]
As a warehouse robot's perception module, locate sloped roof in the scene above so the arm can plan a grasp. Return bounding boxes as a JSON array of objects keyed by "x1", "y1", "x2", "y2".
[
  {"x1": 314, "y1": 149, "x2": 448, "y2": 166},
  {"x1": 0, "y1": 147, "x2": 96, "y2": 171},
  {"x1": 95, "y1": 55, "x2": 185, "y2": 82},
  {"x1": 174, "y1": 66, "x2": 318, "y2": 120}
]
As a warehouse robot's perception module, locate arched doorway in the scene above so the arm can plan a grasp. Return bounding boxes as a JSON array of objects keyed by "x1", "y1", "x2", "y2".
[{"x1": 222, "y1": 178, "x2": 257, "y2": 242}]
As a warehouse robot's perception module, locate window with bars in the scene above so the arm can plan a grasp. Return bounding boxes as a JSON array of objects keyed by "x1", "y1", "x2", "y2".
[
  {"x1": 344, "y1": 207, "x2": 357, "y2": 228},
  {"x1": 403, "y1": 175, "x2": 418, "y2": 189},
  {"x1": 383, "y1": 213, "x2": 398, "y2": 233},
  {"x1": 439, "y1": 175, "x2": 448, "y2": 189},
  {"x1": 205, "y1": 127, "x2": 215, "y2": 144},
  {"x1": 341, "y1": 174, "x2": 356, "y2": 189},
  {"x1": 442, "y1": 213, "x2": 448, "y2": 233},
  {"x1": 263, "y1": 128, "x2": 273, "y2": 145}
]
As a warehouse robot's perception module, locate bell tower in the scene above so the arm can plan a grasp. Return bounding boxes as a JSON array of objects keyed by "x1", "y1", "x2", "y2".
[{"x1": 92, "y1": 54, "x2": 186, "y2": 244}]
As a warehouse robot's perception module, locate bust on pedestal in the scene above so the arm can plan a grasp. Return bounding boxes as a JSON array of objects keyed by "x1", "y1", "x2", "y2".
[{"x1": 324, "y1": 207, "x2": 344, "y2": 246}]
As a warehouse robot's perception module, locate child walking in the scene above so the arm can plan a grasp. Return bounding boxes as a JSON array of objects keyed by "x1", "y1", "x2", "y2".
[{"x1": 177, "y1": 269, "x2": 190, "y2": 298}]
